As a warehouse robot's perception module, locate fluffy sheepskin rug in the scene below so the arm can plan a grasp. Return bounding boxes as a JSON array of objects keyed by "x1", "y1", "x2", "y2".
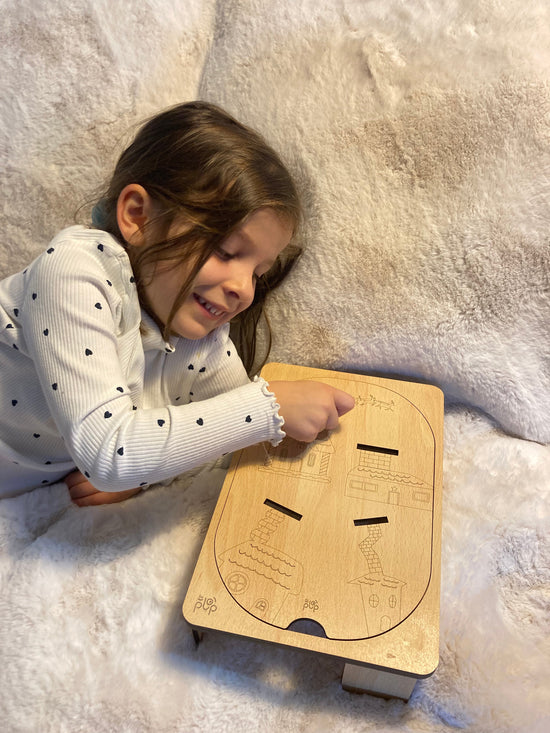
[{"x1": 1, "y1": 1, "x2": 549, "y2": 732}]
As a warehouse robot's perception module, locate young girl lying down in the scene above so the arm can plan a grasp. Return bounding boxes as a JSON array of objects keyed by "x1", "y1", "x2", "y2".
[{"x1": 0, "y1": 101, "x2": 354, "y2": 505}]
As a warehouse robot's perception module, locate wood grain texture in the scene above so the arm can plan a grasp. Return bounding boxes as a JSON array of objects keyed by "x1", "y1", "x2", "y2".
[{"x1": 183, "y1": 363, "x2": 443, "y2": 679}]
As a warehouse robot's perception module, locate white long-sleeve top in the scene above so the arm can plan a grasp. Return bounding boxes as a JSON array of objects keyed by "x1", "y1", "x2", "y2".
[{"x1": 0, "y1": 226, "x2": 285, "y2": 493}]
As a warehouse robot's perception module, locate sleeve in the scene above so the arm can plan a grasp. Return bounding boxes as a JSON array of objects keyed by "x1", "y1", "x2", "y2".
[
  {"x1": 21, "y1": 239, "x2": 284, "y2": 491},
  {"x1": 183, "y1": 325, "x2": 251, "y2": 398}
]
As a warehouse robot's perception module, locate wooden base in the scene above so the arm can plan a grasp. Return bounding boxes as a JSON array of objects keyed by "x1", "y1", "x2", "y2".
[
  {"x1": 341, "y1": 663, "x2": 418, "y2": 700},
  {"x1": 183, "y1": 364, "x2": 444, "y2": 700}
]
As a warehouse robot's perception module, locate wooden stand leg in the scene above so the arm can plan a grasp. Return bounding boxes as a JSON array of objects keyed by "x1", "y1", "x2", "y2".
[
  {"x1": 341, "y1": 663, "x2": 417, "y2": 701},
  {"x1": 191, "y1": 629, "x2": 204, "y2": 647}
]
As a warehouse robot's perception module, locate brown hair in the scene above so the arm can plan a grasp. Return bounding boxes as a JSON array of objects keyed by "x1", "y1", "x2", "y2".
[{"x1": 94, "y1": 101, "x2": 302, "y2": 373}]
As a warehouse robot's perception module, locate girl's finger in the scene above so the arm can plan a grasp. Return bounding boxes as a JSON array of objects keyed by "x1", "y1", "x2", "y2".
[
  {"x1": 73, "y1": 487, "x2": 141, "y2": 507},
  {"x1": 63, "y1": 470, "x2": 88, "y2": 489},
  {"x1": 68, "y1": 482, "x2": 100, "y2": 500}
]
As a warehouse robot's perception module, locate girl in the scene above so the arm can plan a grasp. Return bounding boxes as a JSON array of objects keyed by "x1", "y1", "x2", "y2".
[{"x1": 0, "y1": 101, "x2": 354, "y2": 505}]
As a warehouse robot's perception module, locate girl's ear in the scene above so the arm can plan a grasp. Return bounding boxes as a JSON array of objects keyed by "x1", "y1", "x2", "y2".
[{"x1": 116, "y1": 184, "x2": 155, "y2": 246}]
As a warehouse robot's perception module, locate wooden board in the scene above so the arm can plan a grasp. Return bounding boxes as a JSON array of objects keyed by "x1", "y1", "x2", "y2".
[{"x1": 183, "y1": 363, "x2": 443, "y2": 681}]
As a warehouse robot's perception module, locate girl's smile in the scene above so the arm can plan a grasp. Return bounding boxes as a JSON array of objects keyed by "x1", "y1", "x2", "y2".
[
  {"x1": 142, "y1": 208, "x2": 293, "y2": 340},
  {"x1": 193, "y1": 294, "x2": 227, "y2": 319}
]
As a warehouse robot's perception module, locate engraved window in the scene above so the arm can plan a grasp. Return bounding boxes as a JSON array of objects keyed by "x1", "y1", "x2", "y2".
[
  {"x1": 350, "y1": 480, "x2": 377, "y2": 493},
  {"x1": 369, "y1": 594, "x2": 379, "y2": 608},
  {"x1": 389, "y1": 595, "x2": 397, "y2": 608},
  {"x1": 413, "y1": 490, "x2": 430, "y2": 503}
]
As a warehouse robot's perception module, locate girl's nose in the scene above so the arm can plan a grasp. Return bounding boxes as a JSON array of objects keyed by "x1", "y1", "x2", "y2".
[{"x1": 224, "y1": 268, "x2": 255, "y2": 304}]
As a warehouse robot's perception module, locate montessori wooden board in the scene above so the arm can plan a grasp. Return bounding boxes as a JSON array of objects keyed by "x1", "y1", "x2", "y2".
[{"x1": 183, "y1": 363, "x2": 443, "y2": 679}]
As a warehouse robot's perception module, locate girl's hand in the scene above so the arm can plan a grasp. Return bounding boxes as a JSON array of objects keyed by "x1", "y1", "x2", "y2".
[
  {"x1": 64, "y1": 470, "x2": 142, "y2": 506},
  {"x1": 268, "y1": 380, "x2": 355, "y2": 443}
]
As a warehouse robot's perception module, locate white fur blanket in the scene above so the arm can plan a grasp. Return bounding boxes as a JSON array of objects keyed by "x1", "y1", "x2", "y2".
[{"x1": 1, "y1": 1, "x2": 549, "y2": 732}]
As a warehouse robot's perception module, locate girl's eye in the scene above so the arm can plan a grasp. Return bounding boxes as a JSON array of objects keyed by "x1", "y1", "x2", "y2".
[{"x1": 216, "y1": 248, "x2": 234, "y2": 261}]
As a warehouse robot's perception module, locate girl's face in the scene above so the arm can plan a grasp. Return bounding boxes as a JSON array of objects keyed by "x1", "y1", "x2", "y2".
[{"x1": 142, "y1": 208, "x2": 293, "y2": 340}]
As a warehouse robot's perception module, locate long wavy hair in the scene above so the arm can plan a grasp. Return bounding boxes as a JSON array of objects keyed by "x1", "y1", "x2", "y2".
[{"x1": 93, "y1": 101, "x2": 302, "y2": 373}]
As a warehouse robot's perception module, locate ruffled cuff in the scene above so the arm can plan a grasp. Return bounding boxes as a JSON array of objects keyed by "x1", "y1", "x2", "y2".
[{"x1": 253, "y1": 375, "x2": 286, "y2": 446}]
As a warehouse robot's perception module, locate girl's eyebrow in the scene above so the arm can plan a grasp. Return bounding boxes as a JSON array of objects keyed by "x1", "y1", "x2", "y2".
[{"x1": 234, "y1": 228, "x2": 255, "y2": 247}]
